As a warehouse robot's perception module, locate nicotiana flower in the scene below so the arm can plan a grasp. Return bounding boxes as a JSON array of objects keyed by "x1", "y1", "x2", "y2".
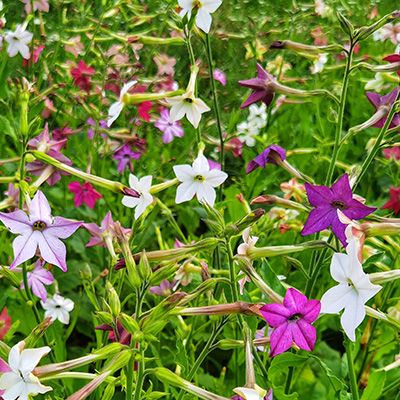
[
  {"x1": 113, "y1": 144, "x2": 142, "y2": 173},
  {"x1": 21, "y1": 0, "x2": 49, "y2": 13},
  {"x1": 236, "y1": 120, "x2": 260, "y2": 147},
  {"x1": 365, "y1": 87, "x2": 400, "y2": 129},
  {"x1": 154, "y1": 108, "x2": 184, "y2": 144},
  {"x1": 246, "y1": 145, "x2": 286, "y2": 174},
  {"x1": 107, "y1": 80, "x2": 137, "y2": 127},
  {"x1": 280, "y1": 178, "x2": 305, "y2": 202},
  {"x1": 0, "y1": 341, "x2": 52, "y2": 400},
  {"x1": 310, "y1": 53, "x2": 328, "y2": 74},
  {"x1": 122, "y1": 175, "x2": 153, "y2": 220},
  {"x1": 149, "y1": 279, "x2": 177, "y2": 297},
  {"x1": 173, "y1": 154, "x2": 228, "y2": 207},
  {"x1": 22, "y1": 259, "x2": 54, "y2": 303},
  {"x1": 70, "y1": 60, "x2": 95, "y2": 93},
  {"x1": 0, "y1": 190, "x2": 82, "y2": 271},
  {"x1": 178, "y1": 0, "x2": 222, "y2": 33},
  {"x1": 232, "y1": 388, "x2": 273, "y2": 400},
  {"x1": 153, "y1": 53, "x2": 176, "y2": 76},
  {"x1": 0, "y1": 307, "x2": 11, "y2": 340},
  {"x1": 41, "y1": 294, "x2": 74, "y2": 324},
  {"x1": 320, "y1": 237, "x2": 382, "y2": 341},
  {"x1": 382, "y1": 187, "x2": 400, "y2": 214},
  {"x1": 383, "y1": 54, "x2": 400, "y2": 78},
  {"x1": 5, "y1": 25, "x2": 33, "y2": 59},
  {"x1": 237, "y1": 227, "x2": 259, "y2": 257},
  {"x1": 260, "y1": 288, "x2": 321, "y2": 357},
  {"x1": 383, "y1": 146, "x2": 400, "y2": 160},
  {"x1": 213, "y1": 69, "x2": 226, "y2": 86},
  {"x1": 68, "y1": 181, "x2": 102, "y2": 209},
  {"x1": 301, "y1": 174, "x2": 376, "y2": 247}
]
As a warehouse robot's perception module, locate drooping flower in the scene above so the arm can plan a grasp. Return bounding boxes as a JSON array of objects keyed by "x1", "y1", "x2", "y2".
[
  {"x1": 0, "y1": 190, "x2": 82, "y2": 271},
  {"x1": 238, "y1": 64, "x2": 277, "y2": 109},
  {"x1": 383, "y1": 146, "x2": 400, "y2": 160},
  {"x1": 71, "y1": 60, "x2": 95, "y2": 93},
  {"x1": 365, "y1": 87, "x2": 400, "y2": 129},
  {"x1": 154, "y1": 109, "x2": 184, "y2": 144},
  {"x1": 22, "y1": 259, "x2": 54, "y2": 303},
  {"x1": 260, "y1": 288, "x2": 321, "y2": 357},
  {"x1": 382, "y1": 187, "x2": 400, "y2": 214},
  {"x1": 68, "y1": 181, "x2": 103, "y2": 209},
  {"x1": 320, "y1": 237, "x2": 382, "y2": 341},
  {"x1": 173, "y1": 154, "x2": 228, "y2": 207},
  {"x1": 0, "y1": 341, "x2": 52, "y2": 400},
  {"x1": 107, "y1": 80, "x2": 137, "y2": 127},
  {"x1": 153, "y1": 53, "x2": 176, "y2": 76},
  {"x1": 5, "y1": 25, "x2": 33, "y2": 59},
  {"x1": 301, "y1": 174, "x2": 376, "y2": 247},
  {"x1": 237, "y1": 227, "x2": 259, "y2": 257},
  {"x1": 178, "y1": 0, "x2": 222, "y2": 33},
  {"x1": 246, "y1": 145, "x2": 286, "y2": 174},
  {"x1": 41, "y1": 294, "x2": 74, "y2": 324},
  {"x1": 113, "y1": 144, "x2": 142, "y2": 173},
  {"x1": 20, "y1": 0, "x2": 49, "y2": 13},
  {"x1": 122, "y1": 175, "x2": 153, "y2": 220},
  {"x1": 213, "y1": 69, "x2": 226, "y2": 86},
  {"x1": 0, "y1": 308, "x2": 11, "y2": 340},
  {"x1": 280, "y1": 178, "x2": 306, "y2": 202}
]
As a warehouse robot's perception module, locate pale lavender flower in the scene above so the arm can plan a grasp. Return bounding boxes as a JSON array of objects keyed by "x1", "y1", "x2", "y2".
[
  {"x1": 21, "y1": 259, "x2": 54, "y2": 303},
  {"x1": 114, "y1": 144, "x2": 141, "y2": 173},
  {"x1": 149, "y1": 279, "x2": 177, "y2": 297},
  {"x1": 87, "y1": 118, "x2": 108, "y2": 140},
  {"x1": 154, "y1": 109, "x2": 184, "y2": 144}
]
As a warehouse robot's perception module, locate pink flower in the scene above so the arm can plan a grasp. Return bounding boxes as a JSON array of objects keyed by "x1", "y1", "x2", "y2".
[
  {"x1": 71, "y1": 60, "x2": 95, "y2": 93},
  {"x1": 383, "y1": 146, "x2": 400, "y2": 160},
  {"x1": 154, "y1": 109, "x2": 184, "y2": 144},
  {"x1": 260, "y1": 288, "x2": 321, "y2": 357},
  {"x1": 382, "y1": 187, "x2": 400, "y2": 214},
  {"x1": 280, "y1": 178, "x2": 305, "y2": 202},
  {"x1": 22, "y1": 45, "x2": 45, "y2": 67},
  {"x1": 21, "y1": 259, "x2": 54, "y2": 303},
  {"x1": 21, "y1": 0, "x2": 49, "y2": 13},
  {"x1": 149, "y1": 279, "x2": 177, "y2": 297},
  {"x1": 310, "y1": 26, "x2": 328, "y2": 46},
  {"x1": 153, "y1": 53, "x2": 176, "y2": 76},
  {"x1": 0, "y1": 307, "x2": 11, "y2": 340},
  {"x1": 41, "y1": 98, "x2": 56, "y2": 119},
  {"x1": 213, "y1": 69, "x2": 226, "y2": 86},
  {"x1": 138, "y1": 101, "x2": 152, "y2": 122},
  {"x1": 65, "y1": 36, "x2": 84, "y2": 58},
  {"x1": 68, "y1": 181, "x2": 103, "y2": 209}
]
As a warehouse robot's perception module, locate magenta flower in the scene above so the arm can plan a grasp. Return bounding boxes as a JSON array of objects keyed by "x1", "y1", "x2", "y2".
[
  {"x1": 260, "y1": 288, "x2": 320, "y2": 357},
  {"x1": 383, "y1": 146, "x2": 400, "y2": 160},
  {"x1": 114, "y1": 144, "x2": 142, "y2": 173},
  {"x1": 301, "y1": 174, "x2": 376, "y2": 246},
  {"x1": 213, "y1": 69, "x2": 226, "y2": 86},
  {"x1": 382, "y1": 187, "x2": 400, "y2": 214},
  {"x1": 87, "y1": 118, "x2": 108, "y2": 140},
  {"x1": 0, "y1": 191, "x2": 82, "y2": 271},
  {"x1": 68, "y1": 181, "x2": 102, "y2": 209},
  {"x1": 383, "y1": 54, "x2": 400, "y2": 78},
  {"x1": 154, "y1": 109, "x2": 184, "y2": 144},
  {"x1": 0, "y1": 307, "x2": 11, "y2": 340},
  {"x1": 238, "y1": 63, "x2": 276, "y2": 109},
  {"x1": 71, "y1": 60, "x2": 95, "y2": 93},
  {"x1": 21, "y1": 259, "x2": 54, "y2": 302},
  {"x1": 246, "y1": 145, "x2": 286, "y2": 174},
  {"x1": 366, "y1": 87, "x2": 400, "y2": 129}
]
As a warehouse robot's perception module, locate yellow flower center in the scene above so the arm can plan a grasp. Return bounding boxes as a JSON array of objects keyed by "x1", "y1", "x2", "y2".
[
  {"x1": 194, "y1": 175, "x2": 205, "y2": 182},
  {"x1": 332, "y1": 201, "x2": 346, "y2": 210},
  {"x1": 184, "y1": 98, "x2": 194, "y2": 104},
  {"x1": 33, "y1": 221, "x2": 46, "y2": 231}
]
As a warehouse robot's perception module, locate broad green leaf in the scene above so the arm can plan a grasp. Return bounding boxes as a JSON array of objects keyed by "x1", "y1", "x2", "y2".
[
  {"x1": 261, "y1": 259, "x2": 286, "y2": 297},
  {"x1": 360, "y1": 370, "x2": 386, "y2": 400},
  {"x1": 269, "y1": 352, "x2": 308, "y2": 378},
  {"x1": 272, "y1": 385, "x2": 299, "y2": 400},
  {"x1": 310, "y1": 355, "x2": 347, "y2": 392},
  {"x1": 174, "y1": 331, "x2": 188, "y2": 374}
]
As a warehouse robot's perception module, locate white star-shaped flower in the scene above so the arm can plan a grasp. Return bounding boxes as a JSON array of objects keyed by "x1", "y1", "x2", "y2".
[
  {"x1": 173, "y1": 155, "x2": 228, "y2": 206},
  {"x1": 5, "y1": 25, "x2": 33, "y2": 59},
  {"x1": 237, "y1": 227, "x2": 259, "y2": 256},
  {"x1": 107, "y1": 80, "x2": 137, "y2": 127},
  {"x1": 41, "y1": 294, "x2": 74, "y2": 324},
  {"x1": 166, "y1": 90, "x2": 210, "y2": 129},
  {"x1": 122, "y1": 174, "x2": 153, "y2": 219},
  {"x1": 233, "y1": 386, "x2": 272, "y2": 400},
  {"x1": 0, "y1": 341, "x2": 52, "y2": 400},
  {"x1": 320, "y1": 237, "x2": 382, "y2": 341},
  {"x1": 178, "y1": 0, "x2": 222, "y2": 33}
]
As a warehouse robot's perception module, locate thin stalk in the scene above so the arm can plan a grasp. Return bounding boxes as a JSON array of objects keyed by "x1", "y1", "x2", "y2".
[
  {"x1": 344, "y1": 336, "x2": 360, "y2": 400},
  {"x1": 382, "y1": 376, "x2": 400, "y2": 396},
  {"x1": 285, "y1": 366, "x2": 294, "y2": 394},
  {"x1": 133, "y1": 345, "x2": 145, "y2": 400},
  {"x1": 325, "y1": 46, "x2": 354, "y2": 186}
]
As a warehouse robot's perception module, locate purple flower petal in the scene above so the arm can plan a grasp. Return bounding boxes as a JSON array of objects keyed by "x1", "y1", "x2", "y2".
[
  {"x1": 260, "y1": 303, "x2": 292, "y2": 327},
  {"x1": 283, "y1": 288, "x2": 308, "y2": 314},
  {"x1": 301, "y1": 207, "x2": 335, "y2": 236},
  {"x1": 292, "y1": 319, "x2": 316, "y2": 351},
  {"x1": 269, "y1": 322, "x2": 293, "y2": 357},
  {"x1": 246, "y1": 145, "x2": 286, "y2": 174}
]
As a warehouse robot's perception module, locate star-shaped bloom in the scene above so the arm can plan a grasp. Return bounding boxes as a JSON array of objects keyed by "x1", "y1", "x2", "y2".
[
  {"x1": 280, "y1": 178, "x2": 306, "y2": 202},
  {"x1": 246, "y1": 145, "x2": 286, "y2": 174},
  {"x1": 68, "y1": 181, "x2": 102, "y2": 209},
  {"x1": 260, "y1": 288, "x2": 321, "y2": 357},
  {"x1": 5, "y1": 25, "x2": 33, "y2": 59},
  {"x1": 0, "y1": 191, "x2": 82, "y2": 271},
  {"x1": 173, "y1": 155, "x2": 228, "y2": 207},
  {"x1": 320, "y1": 237, "x2": 382, "y2": 341},
  {"x1": 21, "y1": 0, "x2": 49, "y2": 13},
  {"x1": 178, "y1": 0, "x2": 222, "y2": 33},
  {"x1": 382, "y1": 187, "x2": 400, "y2": 214},
  {"x1": 41, "y1": 294, "x2": 74, "y2": 324},
  {"x1": 366, "y1": 87, "x2": 400, "y2": 129},
  {"x1": 153, "y1": 53, "x2": 176, "y2": 76},
  {"x1": 113, "y1": 144, "x2": 142, "y2": 173},
  {"x1": 21, "y1": 260, "x2": 54, "y2": 303},
  {"x1": 154, "y1": 109, "x2": 184, "y2": 144},
  {"x1": 238, "y1": 64, "x2": 277, "y2": 109},
  {"x1": 166, "y1": 90, "x2": 210, "y2": 129},
  {"x1": 301, "y1": 174, "x2": 376, "y2": 247},
  {"x1": 107, "y1": 80, "x2": 137, "y2": 127},
  {"x1": 122, "y1": 175, "x2": 153, "y2": 220},
  {"x1": 0, "y1": 341, "x2": 52, "y2": 400},
  {"x1": 70, "y1": 60, "x2": 95, "y2": 93}
]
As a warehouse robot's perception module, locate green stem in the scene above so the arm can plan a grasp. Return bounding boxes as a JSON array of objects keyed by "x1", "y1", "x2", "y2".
[
  {"x1": 133, "y1": 345, "x2": 145, "y2": 400},
  {"x1": 344, "y1": 335, "x2": 360, "y2": 400},
  {"x1": 325, "y1": 46, "x2": 354, "y2": 186},
  {"x1": 285, "y1": 366, "x2": 294, "y2": 394},
  {"x1": 382, "y1": 376, "x2": 400, "y2": 396}
]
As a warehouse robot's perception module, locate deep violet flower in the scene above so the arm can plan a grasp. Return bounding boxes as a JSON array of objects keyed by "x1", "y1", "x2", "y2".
[
  {"x1": 68, "y1": 181, "x2": 103, "y2": 209},
  {"x1": 382, "y1": 187, "x2": 400, "y2": 214},
  {"x1": 154, "y1": 109, "x2": 184, "y2": 144},
  {"x1": 0, "y1": 191, "x2": 82, "y2": 271},
  {"x1": 87, "y1": 118, "x2": 107, "y2": 140},
  {"x1": 366, "y1": 87, "x2": 400, "y2": 129},
  {"x1": 260, "y1": 288, "x2": 321, "y2": 357},
  {"x1": 114, "y1": 144, "x2": 142, "y2": 173},
  {"x1": 301, "y1": 174, "x2": 376, "y2": 246},
  {"x1": 238, "y1": 64, "x2": 277, "y2": 109},
  {"x1": 246, "y1": 145, "x2": 286, "y2": 174}
]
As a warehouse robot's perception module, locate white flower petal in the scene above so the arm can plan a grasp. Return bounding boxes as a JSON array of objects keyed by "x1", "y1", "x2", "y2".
[
  {"x1": 195, "y1": 8, "x2": 213, "y2": 33},
  {"x1": 340, "y1": 291, "x2": 366, "y2": 342},
  {"x1": 330, "y1": 253, "x2": 351, "y2": 283},
  {"x1": 192, "y1": 155, "x2": 210, "y2": 174},
  {"x1": 196, "y1": 183, "x2": 216, "y2": 206},
  {"x1": 176, "y1": 181, "x2": 199, "y2": 204},
  {"x1": 203, "y1": 169, "x2": 228, "y2": 187},
  {"x1": 173, "y1": 164, "x2": 195, "y2": 182},
  {"x1": 233, "y1": 387, "x2": 263, "y2": 400},
  {"x1": 320, "y1": 284, "x2": 353, "y2": 314}
]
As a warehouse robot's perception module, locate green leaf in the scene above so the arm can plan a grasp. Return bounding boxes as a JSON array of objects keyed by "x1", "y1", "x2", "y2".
[
  {"x1": 360, "y1": 370, "x2": 386, "y2": 400},
  {"x1": 174, "y1": 331, "x2": 188, "y2": 374},
  {"x1": 0, "y1": 115, "x2": 17, "y2": 141},
  {"x1": 260, "y1": 260, "x2": 286, "y2": 297},
  {"x1": 309, "y1": 355, "x2": 347, "y2": 392},
  {"x1": 0, "y1": 286, "x2": 13, "y2": 311},
  {"x1": 269, "y1": 353, "x2": 308, "y2": 378},
  {"x1": 272, "y1": 385, "x2": 299, "y2": 400}
]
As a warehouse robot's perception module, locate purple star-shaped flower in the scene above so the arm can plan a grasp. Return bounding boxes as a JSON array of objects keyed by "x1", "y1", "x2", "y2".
[
  {"x1": 260, "y1": 288, "x2": 321, "y2": 357},
  {"x1": 301, "y1": 174, "x2": 376, "y2": 246},
  {"x1": 21, "y1": 259, "x2": 54, "y2": 302},
  {"x1": 246, "y1": 145, "x2": 286, "y2": 174},
  {"x1": 154, "y1": 109, "x2": 184, "y2": 144},
  {"x1": 114, "y1": 144, "x2": 142, "y2": 173},
  {"x1": 366, "y1": 87, "x2": 400, "y2": 129},
  {"x1": 238, "y1": 63, "x2": 277, "y2": 109},
  {"x1": 0, "y1": 191, "x2": 82, "y2": 271}
]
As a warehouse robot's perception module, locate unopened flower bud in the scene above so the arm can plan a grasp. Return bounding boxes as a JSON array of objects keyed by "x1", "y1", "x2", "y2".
[
  {"x1": 118, "y1": 313, "x2": 140, "y2": 336},
  {"x1": 270, "y1": 40, "x2": 344, "y2": 55},
  {"x1": 138, "y1": 250, "x2": 152, "y2": 281},
  {"x1": 336, "y1": 12, "x2": 354, "y2": 37},
  {"x1": 251, "y1": 195, "x2": 310, "y2": 213},
  {"x1": 224, "y1": 209, "x2": 265, "y2": 237},
  {"x1": 354, "y1": 10, "x2": 400, "y2": 42},
  {"x1": 107, "y1": 285, "x2": 121, "y2": 319}
]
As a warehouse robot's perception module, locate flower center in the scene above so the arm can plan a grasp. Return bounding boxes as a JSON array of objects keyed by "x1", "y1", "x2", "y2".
[
  {"x1": 289, "y1": 313, "x2": 302, "y2": 322},
  {"x1": 0, "y1": 320, "x2": 4, "y2": 328},
  {"x1": 332, "y1": 201, "x2": 346, "y2": 210},
  {"x1": 194, "y1": 175, "x2": 205, "y2": 182},
  {"x1": 184, "y1": 98, "x2": 194, "y2": 104},
  {"x1": 33, "y1": 221, "x2": 46, "y2": 231},
  {"x1": 192, "y1": 0, "x2": 202, "y2": 10}
]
